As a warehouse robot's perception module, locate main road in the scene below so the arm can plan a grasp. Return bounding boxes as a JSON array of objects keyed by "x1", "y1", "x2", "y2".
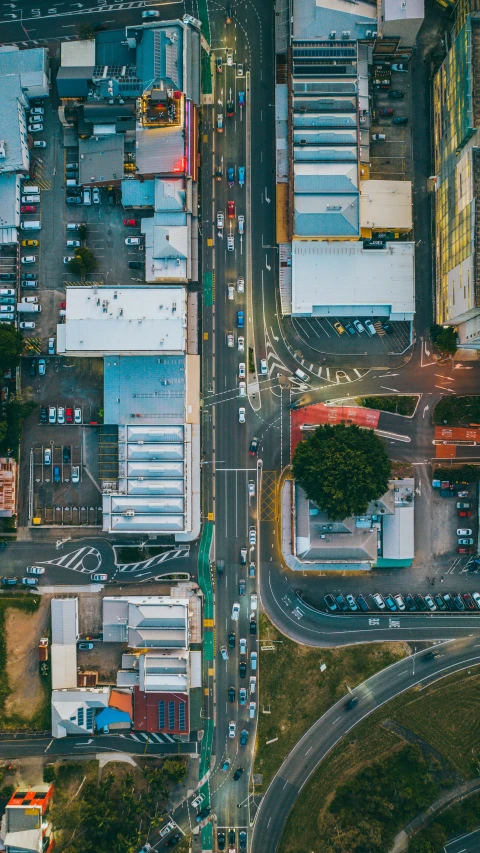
[{"x1": 251, "y1": 636, "x2": 480, "y2": 853}]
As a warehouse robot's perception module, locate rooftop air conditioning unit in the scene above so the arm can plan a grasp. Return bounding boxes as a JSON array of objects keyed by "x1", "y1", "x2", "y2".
[
  {"x1": 366, "y1": 30, "x2": 372, "y2": 36},
  {"x1": 342, "y1": 31, "x2": 350, "y2": 37},
  {"x1": 329, "y1": 30, "x2": 336, "y2": 38},
  {"x1": 124, "y1": 510, "x2": 135, "y2": 517},
  {"x1": 372, "y1": 30, "x2": 377, "y2": 36},
  {"x1": 0, "y1": 141, "x2": 6, "y2": 158}
]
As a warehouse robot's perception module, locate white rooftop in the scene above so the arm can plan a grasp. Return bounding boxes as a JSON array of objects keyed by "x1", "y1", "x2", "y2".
[
  {"x1": 60, "y1": 286, "x2": 187, "y2": 354},
  {"x1": 291, "y1": 240, "x2": 415, "y2": 320},
  {"x1": 360, "y1": 180, "x2": 412, "y2": 230}
]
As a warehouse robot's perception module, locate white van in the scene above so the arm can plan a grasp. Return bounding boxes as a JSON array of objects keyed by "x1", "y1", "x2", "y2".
[
  {"x1": 66, "y1": 179, "x2": 79, "y2": 187},
  {"x1": 21, "y1": 221, "x2": 41, "y2": 230},
  {"x1": 22, "y1": 195, "x2": 40, "y2": 204},
  {"x1": 294, "y1": 368, "x2": 309, "y2": 382},
  {"x1": 22, "y1": 185, "x2": 40, "y2": 195},
  {"x1": 67, "y1": 223, "x2": 82, "y2": 231}
]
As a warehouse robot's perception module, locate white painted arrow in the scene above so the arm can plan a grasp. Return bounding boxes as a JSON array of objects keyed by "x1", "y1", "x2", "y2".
[{"x1": 423, "y1": 404, "x2": 429, "y2": 418}]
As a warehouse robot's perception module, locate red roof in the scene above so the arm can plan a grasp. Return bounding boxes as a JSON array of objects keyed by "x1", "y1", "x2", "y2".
[
  {"x1": 8, "y1": 785, "x2": 54, "y2": 813},
  {"x1": 133, "y1": 688, "x2": 189, "y2": 735},
  {"x1": 291, "y1": 404, "x2": 380, "y2": 456}
]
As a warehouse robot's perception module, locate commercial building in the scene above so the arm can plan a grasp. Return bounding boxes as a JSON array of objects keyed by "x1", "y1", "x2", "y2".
[
  {"x1": 51, "y1": 687, "x2": 110, "y2": 738},
  {"x1": 0, "y1": 785, "x2": 54, "y2": 853},
  {"x1": 0, "y1": 46, "x2": 49, "y2": 99},
  {"x1": 50, "y1": 598, "x2": 78, "y2": 690},
  {"x1": 0, "y1": 457, "x2": 17, "y2": 517},
  {"x1": 433, "y1": 14, "x2": 480, "y2": 349},
  {"x1": 103, "y1": 596, "x2": 189, "y2": 647},
  {"x1": 0, "y1": 75, "x2": 30, "y2": 176}
]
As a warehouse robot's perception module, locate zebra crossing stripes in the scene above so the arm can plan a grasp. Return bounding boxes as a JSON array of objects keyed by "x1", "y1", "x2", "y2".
[
  {"x1": 120, "y1": 731, "x2": 178, "y2": 744},
  {"x1": 43, "y1": 546, "x2": 101, "y2": 573},
  {"x1": 118, "y1": 548, "x2": 190, "y2": 573}
]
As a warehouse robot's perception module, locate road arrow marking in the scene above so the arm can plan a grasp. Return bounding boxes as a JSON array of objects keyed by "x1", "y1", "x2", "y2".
[{"x1": 423, "y1": 404, "x2": 429, "y2": 418}]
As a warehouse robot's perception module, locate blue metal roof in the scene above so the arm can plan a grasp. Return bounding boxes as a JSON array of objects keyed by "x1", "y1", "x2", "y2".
[
  {"x1": 294, "y1": 174, "x2": 357, "y2": 193},
  {"x1": 121, "y1": 179, "x2": 155, "y2": 208}
]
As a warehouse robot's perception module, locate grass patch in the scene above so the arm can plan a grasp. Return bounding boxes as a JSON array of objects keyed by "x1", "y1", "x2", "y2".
[
  {"x1": 279, "y1": 669, "x2": 480, "y2": 853},
  {"x1": 409, "y1": 790, "x2": 480, "y2": 852},
  {"x1": 359, "y1": 395, "x2": 418, "y2": 416},
  {"x1": 433, "y1": 395, "x2": 480, "y2": 426},
  {"x1": 254, "y1": 614, "x2": 407, "y2": 789}
]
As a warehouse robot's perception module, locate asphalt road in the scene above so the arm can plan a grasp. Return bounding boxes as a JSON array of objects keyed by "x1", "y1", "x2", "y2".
[
  {"x1": 444, "y1": 828, "x2": 480, "y2": 852},
  {"x1": 251, "y1": 637, "x2": 480, "y2": 853},
  {"x1": 0, "y1": 732, "x2": 198, "y2": 757}
]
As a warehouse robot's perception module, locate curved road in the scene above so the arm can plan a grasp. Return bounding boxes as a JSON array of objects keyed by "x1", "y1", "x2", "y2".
[{"x1": 252, "y1": 637, "x2": 480, "y2": 853}]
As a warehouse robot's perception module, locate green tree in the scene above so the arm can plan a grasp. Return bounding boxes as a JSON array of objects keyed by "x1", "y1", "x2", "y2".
[
  {"x1": 430, "y1": 323, "x2": 457, "y2": 356},
  {"x1": 68, "y1": 247, "x2": 97, "y2": 278},
  {"x1": 78, "y1": 224, "x2": 87, "y2": 241},
  {"x1": 0, "y1": 327, "x2": 24, "y2": 374},
  {"x1": 76, "y1": 23, "x2": 96, "y2": 39},
  {"x1": 162, "y1": 759, "x2": 187, "y2": 784},
  {"x1": 292, "y1": 423, "x2": 391, "y2": 520}
]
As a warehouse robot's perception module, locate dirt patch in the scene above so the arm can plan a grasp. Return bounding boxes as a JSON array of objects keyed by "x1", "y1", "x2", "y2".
[
  {"x1": 77, "y1": 643, "x2": 123, "y2": 684},
  {"x1": 4, "y1": 595, "x2": 51, "y2": 721}
]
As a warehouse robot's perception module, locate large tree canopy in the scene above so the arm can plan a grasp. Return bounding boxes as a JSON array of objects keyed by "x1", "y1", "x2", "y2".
[
  {"x1": 292, "y1": 423, "x2": 391, "y2": 520},
  {"x1": 0, "y1": 326, "x2": 24, "y2": 374}
]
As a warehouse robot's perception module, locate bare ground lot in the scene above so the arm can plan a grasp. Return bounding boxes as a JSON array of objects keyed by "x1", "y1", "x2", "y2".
[{"x1": 4, "y1": 594, "x2": 51, "y2": 721}]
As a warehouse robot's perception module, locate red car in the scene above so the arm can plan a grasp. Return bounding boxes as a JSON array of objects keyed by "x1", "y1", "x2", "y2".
[
  {"x1": 458, "y1": 510, "x2": 471, "y2": 517},
  {"x1": 227, "y1": 200, "x2": 235, "y2": 219},
  {"x1": 123, "y1": 219, "x2": 138, "y2": 227},
  {"x1": 463, "y1": 593, "x2": 476, "y2": 610},
  {"x1": 66, "y1": 407, "x2": 73, "y2": 424},
  {"x1": 59, "y1": 301, "x2": 66, "y2": 310},
  {"x1": 457, "y1": 547, "x2": 473, "y2": 554},
  {"x1": 378, "y1": 108, "x2": 394, "y2": 116},
  {"x1": 21, "y1": 205, "x2": 36, "y2": 213}
]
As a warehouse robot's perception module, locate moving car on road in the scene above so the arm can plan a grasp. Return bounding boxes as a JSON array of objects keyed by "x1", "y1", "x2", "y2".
[{"x1": 231, "y1": 602, "x2": 240, "y2": 620}]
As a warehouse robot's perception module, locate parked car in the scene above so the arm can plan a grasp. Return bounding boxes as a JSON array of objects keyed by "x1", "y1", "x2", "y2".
[
  {"x1": 391, "y1": 63, "x2": 408, "y2": 72},
  {"x1": 392, "y1": 116, "x2": 409, "y2": 125},
  {"x1": 129, "y1": 261, "x2": 145, "y2": 269},
  {"x1": 356, "y1": 595, "x2": 369, "y2": 612},
  {"x1": 443, "y1": 593, "x2": 455, "y2": 611},
  {"x1": 324, "y1": 594, "x2": 337, "y2": 611},
  {"x1": 384, "y1": 595, "x2": 397, "y2": 611},
  {"x1": 38, "y1": 358, "x2": 46, "y2": 375},
  {"x1": 28, "y1": 123, "x2": 43, "y2": 132},
  {"x1": 92, "y1": 188, "x2": 100, "y2": 204},
  {"x1": 404, "y1": 594, "x2": 416, "y2": 611},
  {"x1": 424, "y1": 594, "x2": 437, "y2": 611},
  {"x1": 57, "y1": 406, "x2": 65, "y2": 424},
  {"x1": 394, "y1": 594, "x2": 405, "y2": 611},
  {"x1": 335, "y1": 594, "x2": 348, "y2": 611},
  {"x1": 372, "y1": 133, "x2": 386, "y2": 141},
  {"x1": 125, "y1": 237, "x2": 141, "y2": 246},
  {"x1": 414, "y1": 594, "x2": 427, "y2": 611},
  {"x1": 26, "y1": 566, "x2": 45, "y2": 575},
  {"x1": 463, "y1": 593, "x2": 476, "y2": 610},
  {"x1": 345, "y1": 594, "x2": 358, "y2": 611},
  {"x1": 453, "y1": 593, "x2": 465, "y2": 611},
  {"x1": 333, "y1": 321, "x2": 346, "y2": 335},
  {"x1": 364, "y1": 319, "x2": 377, "y2": 336},
  {"x1": 372, "y1": 593, "x2": 386, "y2": 610},
  {"x1": 388, "y1": 90, "x2": 405, "y2": 98},
  {"x1": 472, "y1": 592, "x2": 480, "y2": 609},
  {"x1": 71, "y1": 466, "x2": 80, "y2": 484}
]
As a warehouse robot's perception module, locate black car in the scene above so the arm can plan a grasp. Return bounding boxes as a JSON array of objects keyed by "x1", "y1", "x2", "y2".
[
  {"x1": 40, "y1": 406, "x2": 48, "y2": 424},
  {"x1": 228, "y1": 686, "x2": 235, "y2": 702},
  {"x1": 356, "y1": 595, "x2": 369, "y2": 612},
  {"x1": 63, "y1": 445, "x2": 71, "y2": 463},
  {"x1": 453, "y1": 593, "x2": 465, "y2": 611},
  {"x1": 66, "y1": 196, "x2": 82, "y2": 204},
  {"x1": 344, "y1": 696, "x2": 359, "y2": 711},
  {"x1": 166, "y1": 836, "x2": 181, "y2": 848},
  {"x1": 388, "y1": 90, "x2": 405, "y2": 98},
  {"x1": 249, "y1": 436, "x2": 259, "y2": 456},
  {"x1": 240, "y1": 729, "x2": 248, "y2": 745},
  {"x1": 404, "y1": 594, "x2": 417, "y2": 611},
  {"x1": 382, "y1": 322, "x2": 393, "y2": 334},
  {"x1": 228, "y1": 632, "x2": 236, "y2": 649},
  {"x1": 0, "y1": 273, "x2": 16, "y2": 281},
  {"x1": 239, "y1": 832, "x2": 247, "y2": 850},
  {"x1": 324, "y1": 593, "x2": 337, "y2": 612},
  {"x1": 217, "y1": 831, "x2": 226, "y2": 850},
  {"x1": 195, "y1": 807, "x2": 211, "y2": 824},
  {"x1": 443, "y1": 593, "x2": 456, "y2": 611},
  {"x1": 334, "y1": 594, "x2": 348, "y2": 612},
  {"x1": 414, "y1": 594, "x2": 427, "y2": 611},
  {"x1": 239, "y1": 661, "x2": 246, "y2": 678},
  {"x1": 23, "y1": 273, "x2": 37, "y2": 281},
  {"x1": 29, "y1": 360, "x2": 36, "y2": 376},
  {"x1": 249, "y1": 618, "x2": 257, "y2": 635},
  {"x1": 434, "y1": 594, "x2": 447, "y2": 611},
  {"x1": 228, "y1": 830, "x2": 236, "y2": 847},
  {"x1": 233, "y1": 767, "x2": 244, "y2": 781},
  {"x1": 128, "y1": 261, "x2": 145, "y2": 269}
]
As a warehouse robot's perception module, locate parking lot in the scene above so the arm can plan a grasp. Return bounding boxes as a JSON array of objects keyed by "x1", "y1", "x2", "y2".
[
  {"x1": 284, "y1": 315, "x2": 412, "y2": 359},
  {"x1": 370, "y1": 68, "x2": 413, "y2": 182}
]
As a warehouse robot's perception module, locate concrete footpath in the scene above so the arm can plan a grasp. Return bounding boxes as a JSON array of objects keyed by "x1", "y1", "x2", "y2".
[{"x1": 390, "y1": 778, "x2": 480, "y2": 853}]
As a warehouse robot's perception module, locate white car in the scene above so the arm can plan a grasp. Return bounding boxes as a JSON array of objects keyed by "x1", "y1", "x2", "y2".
[
  {"x1": 260, "y1": 358, "x2": 268, "y2": 375},
  {"x1": 44, "y1": 447, "x2": 51, "y2": 465},
  {"x1": 38, "y1": 358, "x2": 46, "y2": 375},
  {"x1": 238, "y1": 336, "x2": 245, "y2": 352},
  {"x1": 457, "y1": 528, "x2": 473, "y2": 536},
  {"x1": 239, "y1": 381, "x2": 246, "y2": 398},
  {"x1": 66, "y1": 240, "x2": 81, "y2": 248},
  {"x1": 373, "y1": 593, "x2": 385, "y2": 610},
  {"x1": 239, "y1": 362, "x2": 246, "y2": 379},
  {"x1": 239, "y1": 637, "x2": 247, "y2": 654},
  {"x1": 249, "y1": 676, "x2": 256, "y2": 694},
  {"x1": 231, "y1": 602, "x2": 240, "y2": 621},
  {"x1": 20, "y1": 322, "x2": 35, "y2": 330},
  {"x1": 29, "y1": 107, "x2": 44, "y2": 116},
  {"x1": 238, "y1": 407, "x2": 246, "y2": 423},
  {"x1": 191, "y1": 794, "x2": 205, "y2": 809},
  {"x1": 221, "y1": 646, "x2": 229, "y2": 661},
  {"x1": 57, "y1": 406, "x2": 65, "y2": 424},
  {"x1": 228, "y1": 284, "x2": 235, "y2": 300},
  {"x1": 472, "y1": 592, "x2": 480, "y2": 609},
  {"x1": 217, "y1": 211, "x2": 224, "y2": 233},
  {"x1": 64, "y1": 256, "x2": 75, "y2": 264},
  {"x1": 21, "y1": 256, "x2": 36, "y2": 264},
  {"x1": 238, "y1": 215, "x2": 245, "y2": 234},
  {"x1": 74, "y1": 407, "x2": 82, "y2": 424},
  {"x1": 71, "y1": 466, "x2": 80, "y2": 484},
  {"x1": 237, "y1": 277, "x2": 244, "y2": 293},
  {"x1": 217, "y1": 113, "x2": 224, "y2": 132},
  {"x1": 227, "y1": 235, "x2": 234, "y2": 251},
  {"x1": 248, "y1": 480, "x2": 255, "y2": 497},
  {"x1": 92, "y1": 187, "x2": 100, "y2": 204},
  {"x1": 21, "y1": 296, "x2": 38, "y2": 304},
  {"x1": 26, "y1": 566, "x2": 45, "y2": 575},
  {"x1": 250, "y1": 594, "x2": 258, "y2": 611},
  {"x1": 249, "y1": 527, "x2": 256, "y2": 545},
  {"x1": 353, "y1": 319, "x2": 365, "y2": 333},
  {"x1": 33, "y1": 140, "x2": 47, "y2": 148},
  {"x1": 226, "y1": 48, "x2": 233, "y2": 65},
  {"x1": 227, "y1": 332, "x2": 234, "y2": 348},
  {"x1": 229, "y1": 720, "x2": 236, "y2": 738},
  {"x1": 125, "y1": 237, "x2": 141, "y2": 246},
  {"x1": 28, "y1": 123, "x2": 43, "y2": 132},
  {"x1": 394, "y1": 594, "x2": 406, "y2": 611},
  {"x1": 364, "y1": 319, "x2": 376, "y2": 336},
  {"x1": 83, "y1": 187, "x2": 92, "y2": 206},
  {"x1": 237, "y1": 63, "x2": 244, "y2": 76},
  {"x1": 249, "y1": 701, "x2": 256, "y2": 719}
]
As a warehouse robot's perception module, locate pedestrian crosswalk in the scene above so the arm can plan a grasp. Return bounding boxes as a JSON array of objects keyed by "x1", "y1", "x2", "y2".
[
  {"x1": 118, "y1": 548, "x2": 190, "y2": 573},
  {"x1": 44, "y1": 546, "x2": 102, "y2": 574},
  {"x1": 120, "y1": 732, "x2": 178, "y2": 744}
]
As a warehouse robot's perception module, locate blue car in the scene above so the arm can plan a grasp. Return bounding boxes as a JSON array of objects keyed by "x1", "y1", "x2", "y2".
[
  {"x1": 238, "y1": 91, "x2": 245, "y2": 107},
  {"x1": 238, "y1": 166, "x2": 245, "y2": 187},
  {"x1": 237, "y1": 311, "x2": 244, "y2": 328},
  {"x1": 227, "y1": 166, "x2": 235, "y2": 187}
]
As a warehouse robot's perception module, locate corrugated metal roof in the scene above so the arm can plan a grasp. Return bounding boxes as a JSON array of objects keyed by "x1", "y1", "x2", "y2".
[
  {"x1": 121, "y1": 179, "x2": 155, "y2": 208},
  {"x1": 0, "y1": 46, "x2": 45, "y2": 74},
  {"x1": 51, "y1": 598, "x2": 78, "y2": 645},
  {"x1": 382, "y1": 506, "x2": 414, "y2": 559},
  {"x1": 136, "y1": 124, "x2": 185, "y2": 175},
  {"x1": 104, "y1": 356, "x2": 185, "y2": 425},
  {"x1": 293, "y1": 113, "x2": 357, "y2": 128},
  {"x1": 294, "y1": 173, "x2": 357, "y2": 193}
]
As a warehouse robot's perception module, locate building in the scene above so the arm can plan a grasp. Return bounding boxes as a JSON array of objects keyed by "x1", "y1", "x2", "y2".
[
  {"x1": 50, "y1": 598, "x2": 78, "y2": 690},
  {"x1": 102, "y1": 596, "x2": 189, "y2": 647},
  {"x1": 57, "y1": 286, "x2": 187, "y2": 356},
  {"x1": 0, "y1": 46, "x2": 49, "y2": 99},
  {"x1": 0, "y1": 785, "x2": 54, "y2": 853},
  {"x1": 433, "y1": 14, "x2": 480, "y2": 349},
  {"x1": 381, "y1": 0, "x2": 424, "y2": 46},
  {"x1": 291, "y1": 240, "x2": 415, "y2": 320},
  {"x1": 0, "y1": 458, "x2": 17, "y2": 517},
  {"x1": 359, "y1": 179, "x2": 412, "y2": 234},
  {"x1": 0, "y1": 75, "x2": 29, "y2": 176},
  {"x1": 51, "y1": 687, "x2": 110, "y2": 738}
]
